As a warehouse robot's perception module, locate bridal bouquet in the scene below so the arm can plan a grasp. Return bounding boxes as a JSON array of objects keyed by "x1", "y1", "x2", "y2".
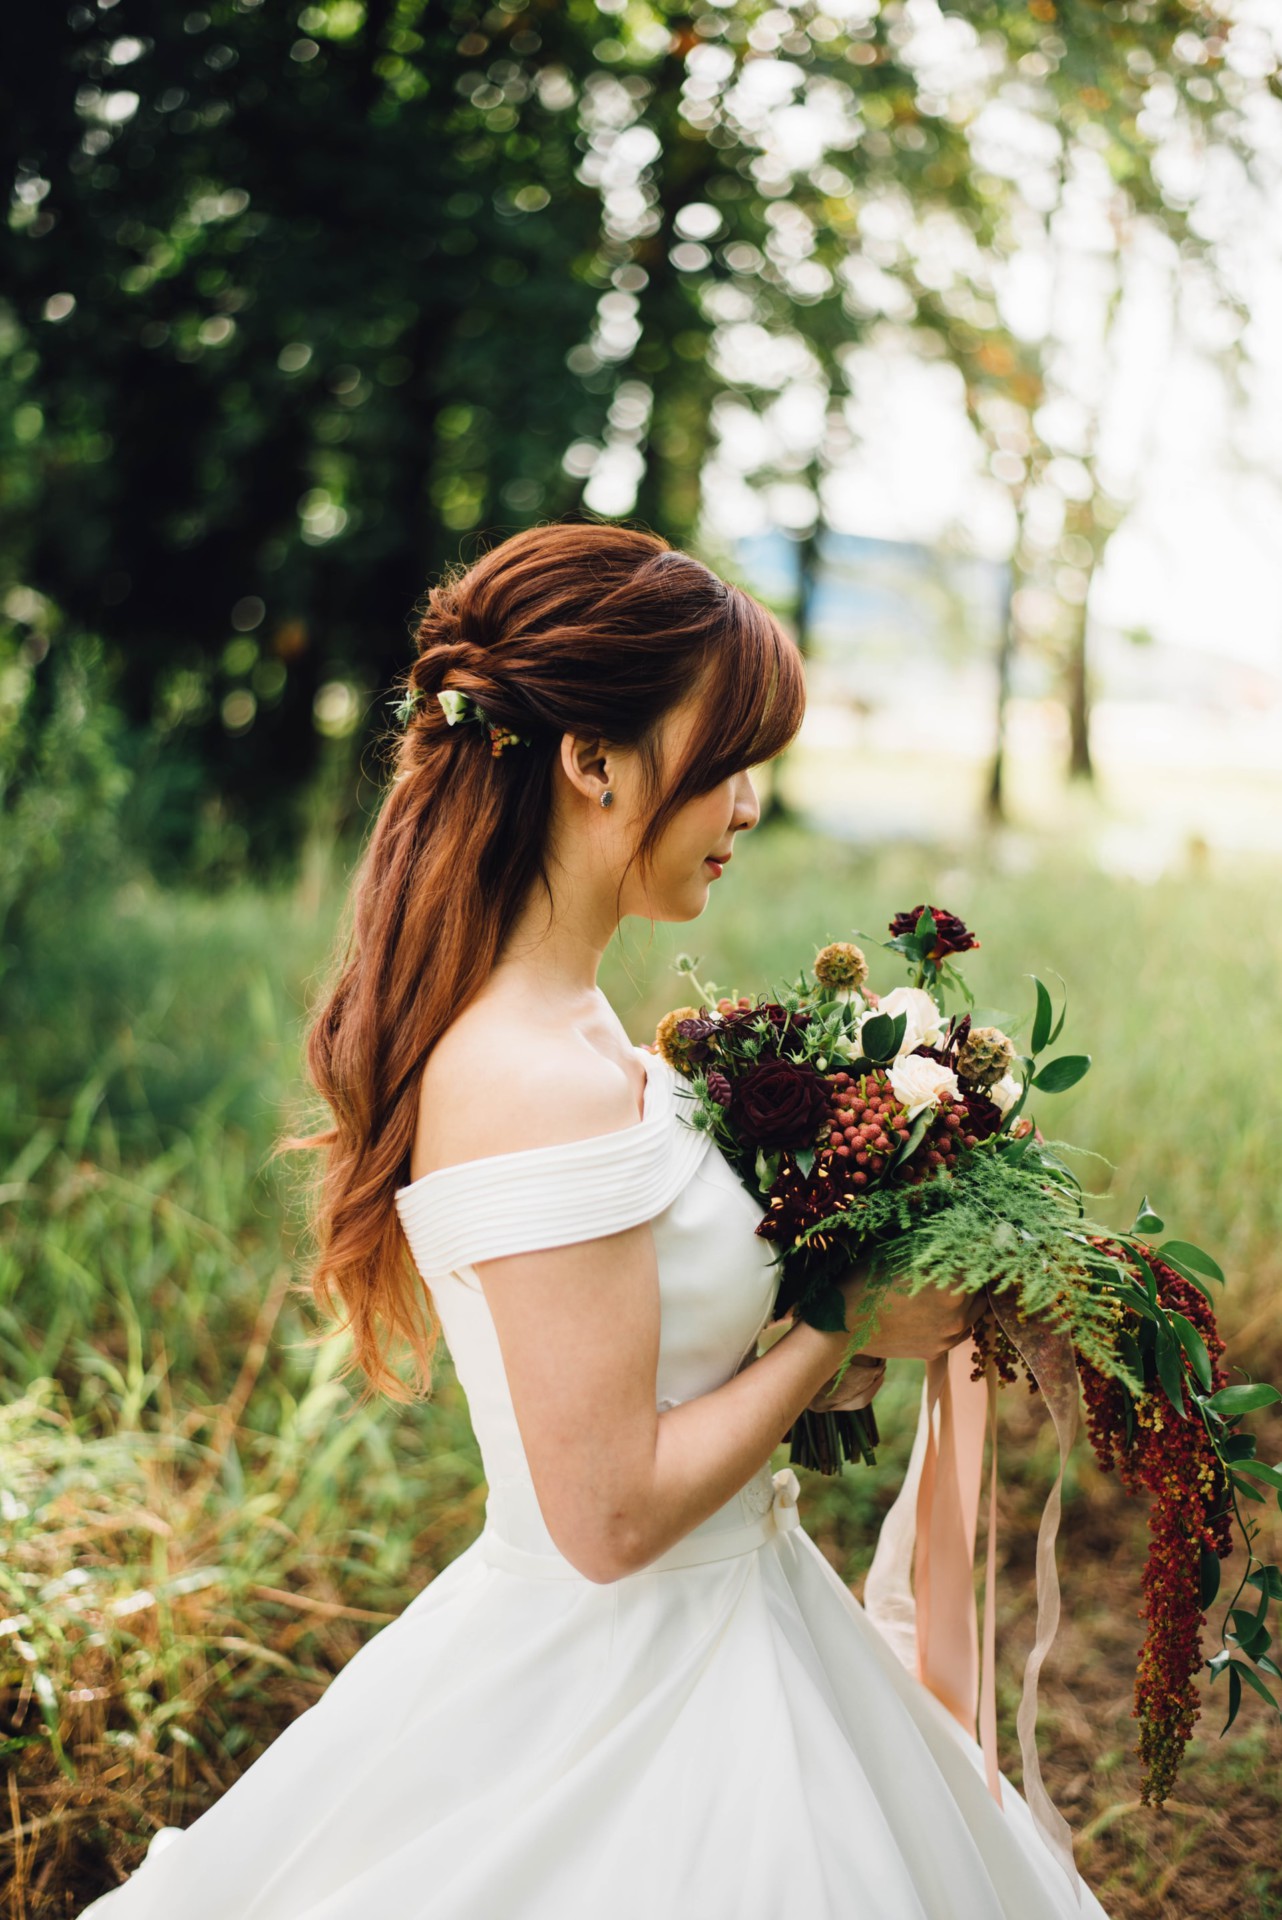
[{"x1": 653, "y1": 905, "x2": 1281, "y2": 1807}]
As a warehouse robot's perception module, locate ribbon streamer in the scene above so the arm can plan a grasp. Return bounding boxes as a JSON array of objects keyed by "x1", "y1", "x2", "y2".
[{"x1": 863, "y1": 1297, "x2": 1081, "y2": 1901}]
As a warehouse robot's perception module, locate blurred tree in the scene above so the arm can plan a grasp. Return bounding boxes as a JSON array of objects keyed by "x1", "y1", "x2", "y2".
[
  {"x1": 1, "y1": 0, "x2": 613, "y2": 871},
  {"x1": 0, "y1": 0, "x2": 1267, "y2": 866}
]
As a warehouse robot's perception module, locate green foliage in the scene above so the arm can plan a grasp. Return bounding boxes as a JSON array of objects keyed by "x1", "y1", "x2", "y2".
[
  {"x1": 810, "y1": 1145, "x2": 1125, "y2": 1373},
  {"x1": 0, "y1": 604, "x2": 132, "y2": 979},
  {"x1": 2, "y1": 0, "x2": 1258, "y2": 875}
]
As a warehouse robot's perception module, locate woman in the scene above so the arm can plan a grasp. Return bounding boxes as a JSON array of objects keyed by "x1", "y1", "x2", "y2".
[{"x1": 81, "y1": 522, "x2": 1108, "y2": 1918}]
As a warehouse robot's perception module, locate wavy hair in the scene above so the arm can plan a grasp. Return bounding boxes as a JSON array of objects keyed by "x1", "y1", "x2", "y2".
[{"x1": 279, "y1": 521, "x2": 805, "y2": 1400}]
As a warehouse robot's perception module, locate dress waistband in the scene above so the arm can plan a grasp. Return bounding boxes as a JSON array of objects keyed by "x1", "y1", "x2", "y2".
[{"x1": 479, "y1": 1468, "x2": 802, "y2": 1581}]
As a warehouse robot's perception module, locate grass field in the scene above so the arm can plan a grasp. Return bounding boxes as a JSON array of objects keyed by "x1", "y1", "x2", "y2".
[{"x1": 2, "y1": 820, "x2": 1279, "y2": 1917}]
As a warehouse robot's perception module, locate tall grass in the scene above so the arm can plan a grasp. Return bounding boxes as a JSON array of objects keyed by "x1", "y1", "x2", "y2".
[{"x1": 2, "y1": 824, "x2": 1279, "y2": 1915}]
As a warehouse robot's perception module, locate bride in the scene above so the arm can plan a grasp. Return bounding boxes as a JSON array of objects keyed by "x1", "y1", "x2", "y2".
[{"x1": 81, "y1": 521, "x2": 1108, "y2": 1918}]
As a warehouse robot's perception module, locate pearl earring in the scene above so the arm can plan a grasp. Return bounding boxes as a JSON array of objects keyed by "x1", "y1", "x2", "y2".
[{"x1": 600, "y1": 789, "x2": 614, "y2": 808}]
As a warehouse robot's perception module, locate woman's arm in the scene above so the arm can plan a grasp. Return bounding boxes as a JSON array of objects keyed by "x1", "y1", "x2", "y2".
[{"x1": 469, "y1": 1060, "x2": 973, "y2": 1583}]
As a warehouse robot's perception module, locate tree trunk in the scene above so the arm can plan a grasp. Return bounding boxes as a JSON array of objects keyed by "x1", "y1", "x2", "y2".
[
  {"x1": 985, "y1": 561, "x2": 1016, "y2": 824},
  {"x1": 1064, "y1": 598, "x2": 1094, "y2": 781},
  {"x1": 760, "y1": 518, "x2": 819, "y2": 827}
]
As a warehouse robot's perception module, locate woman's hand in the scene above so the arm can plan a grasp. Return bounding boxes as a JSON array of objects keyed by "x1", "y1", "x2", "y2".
[
  {"x1": 807, "y1": 1352, "x2": 886, "y2": 1413},
  {"x1": 840, "y1": 1263, "x2": 982, "y2": 1363}
]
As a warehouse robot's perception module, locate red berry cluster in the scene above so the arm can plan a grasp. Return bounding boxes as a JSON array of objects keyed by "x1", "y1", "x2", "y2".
[
  {"x1": 817, "y1": 1070, "x2": 912, "y2": 1190},
  {"x1": 1078, "y1": 1235, "x2": 1233, "y2": 1807},
  {"x1": 820, "y1": 1068, "x2": 993, "y2": 1188}
]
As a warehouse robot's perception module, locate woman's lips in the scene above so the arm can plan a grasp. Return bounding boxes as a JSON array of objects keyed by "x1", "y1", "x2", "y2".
[{"x1": 704, "y1": 856, "x2": 726, "y2": 878}]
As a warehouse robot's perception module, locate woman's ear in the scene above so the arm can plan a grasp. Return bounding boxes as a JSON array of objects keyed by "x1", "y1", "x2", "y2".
[{"x1": 559, "y1": 732, "x2": 612, "y2": 806}]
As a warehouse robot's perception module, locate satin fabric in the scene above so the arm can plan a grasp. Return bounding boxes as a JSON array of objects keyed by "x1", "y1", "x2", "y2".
[{"x1": 80, "y1": 1047, "x2": 1107, "y2": 1919}]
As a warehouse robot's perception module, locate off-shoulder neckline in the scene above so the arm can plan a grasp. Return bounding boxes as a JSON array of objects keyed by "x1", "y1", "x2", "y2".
[{"x1": 395, "y1": 1043, "x2": 666, "y2": 1200}]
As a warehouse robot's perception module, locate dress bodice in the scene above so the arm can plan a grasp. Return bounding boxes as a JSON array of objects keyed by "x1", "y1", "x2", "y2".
[{"x1": 394, "y1": 1046, "x2": 782, "y2": 1563}]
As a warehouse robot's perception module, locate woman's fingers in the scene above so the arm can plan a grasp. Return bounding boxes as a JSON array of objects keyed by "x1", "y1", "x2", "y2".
[{"x1": 808, "y1": 1355, "x2": 886, "y2": 1412}]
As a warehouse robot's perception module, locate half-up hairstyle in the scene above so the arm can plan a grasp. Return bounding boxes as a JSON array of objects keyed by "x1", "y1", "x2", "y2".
[{"x1": 280, "y1": 521, "x2": 805, "y2": 1400}]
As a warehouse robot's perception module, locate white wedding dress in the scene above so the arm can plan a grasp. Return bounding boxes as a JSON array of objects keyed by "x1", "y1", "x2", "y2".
[{"x1": 81, "y1": 1044, "x2": 1108, "y2": 1919}]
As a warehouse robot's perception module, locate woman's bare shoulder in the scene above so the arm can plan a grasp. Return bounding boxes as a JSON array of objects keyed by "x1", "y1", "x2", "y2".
[{"x1": 409, "y1": 1007, "x2": 645, "y2": 1184}]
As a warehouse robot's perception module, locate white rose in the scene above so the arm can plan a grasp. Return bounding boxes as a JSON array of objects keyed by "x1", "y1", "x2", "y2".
[
  {"x1": 874, "y1": 986, "x2": 946, "y2": 1056},
  {"x1": 889, "y1": 1054, "x2": 959, "y2": 1119},
  {"x1": 989, "y1": 1071, "x2": 1022, "y2": 1117}
]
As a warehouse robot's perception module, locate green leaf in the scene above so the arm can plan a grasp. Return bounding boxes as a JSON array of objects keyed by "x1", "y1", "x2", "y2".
[
  {"x1": 793, "y1": 1147, "x2": 815, "y2": 1179},
  {"x1": 754, "y1": 1147, "x2": 778, "y2": 1193},
  {"x1": 1158, "y1": 1239, "x2": 1225, "y2": 1285},
  {"x1": 800, "y1": 1286, "x2": 849, "y2": 1335},
  {"x1": 1231, "y1": 1658, "x2": 1279, "y2": 1712},
  {"x1": 1232, "y1": 1473, "x2": 1266, "y2": 1503},
  {"x1": 1209, "y1": 1383, "x2": 1282, "y2": 1418},
  {"x1": 1235, "y1": 1461, "x2": 1282, "y2": 1493},
  {"x1": 1258, "y1": 1655, "x2": 1282, "y2": 1682},
  {"x1": 1199, "y1": 1547, "x2": 1222, "y2": 1610},
  {"x1": 1132, "y1": 1193, "x2": 1165, "y2": 1236},
  {"x1": 1169, "y1": 1311, "x2": 1213, "y2": 1392},
  {"x1": 1112, "y1": 1281, "x2": 1159, "y2": 1323},
  {"x1": 1031, "y1": 1053, "x2": 1091, "y2": 1093},
  {"x1": 888, "y1": 1120, "x2": 930, "y2": 1178},
  {"x1": 1130, "y1": 1249, "x2": 1161, "y2": 1306},
  {"x1": 1045, "y1": 970, "x2": 1069, "y2": 1045},
  {"x1": 1248, "y1": 1567, "x2": 1282, "y2": 1601},
  {"x1": 1029, "y1": 976, "x2": 1053, "y2": 1054},
  {"x1": 914, "y1": 907, "x2": 936, "y2": 947},
  {"x1": 1151, "y1": 1252, "x2": 1217, "y2": 1303},
  {"x1": 1222, "y1": 1434, "x2": 1258, "y2": 1462},
  {"x1": 860, "y1": 1012, "x2": 906, "y2": 1063},
  {"x1": 1229, "y1": 1611, "x2": 1272, "y2": 1661},
  {"x1": 1154, "y1": 1323, "x2": 1186, "y2": 1418},
  {"x1": 1222, "y1": 1663, "x2": 1243, "y2": 1733},
  {"x1": 968, "y1": 1007, "x2": 1015, "y2": 1032}
]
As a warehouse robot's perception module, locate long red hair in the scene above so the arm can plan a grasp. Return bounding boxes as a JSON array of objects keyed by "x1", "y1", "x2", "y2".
[{"x1": 279, "y1": 522, "x2": 805, "y2": 1400}]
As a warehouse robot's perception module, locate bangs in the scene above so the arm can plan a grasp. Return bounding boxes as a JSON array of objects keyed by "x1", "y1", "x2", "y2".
[{"x1": 664, "y1": 584, "x2": 806, "y2": 808}]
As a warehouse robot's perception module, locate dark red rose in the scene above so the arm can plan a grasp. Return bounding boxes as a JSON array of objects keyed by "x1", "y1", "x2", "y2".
[
  {"x1": 888, "y1": 904, "x2": 979, "y2": 961},
  {"x1": 728, "y1": 1057, "x2": 831, "y2": 1150},
  {"x1": 958, "y1": 1086, "x2": 1003, "y2": 1141}
]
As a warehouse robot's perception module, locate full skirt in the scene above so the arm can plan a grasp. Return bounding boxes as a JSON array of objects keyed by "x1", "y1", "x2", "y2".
[{"x1": 81, "y1": 1525, "x2": 1107, "y2": 1919}]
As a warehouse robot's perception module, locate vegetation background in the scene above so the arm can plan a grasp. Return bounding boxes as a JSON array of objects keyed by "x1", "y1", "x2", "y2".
[{"x1": 2, "y1": 2, "x2": 1280, "y2": 1915}]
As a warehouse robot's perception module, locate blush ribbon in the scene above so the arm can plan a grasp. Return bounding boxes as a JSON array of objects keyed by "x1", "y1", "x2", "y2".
[{"x1": 863, "y1": 1298, "x2": 1081, "y2": 1900}]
